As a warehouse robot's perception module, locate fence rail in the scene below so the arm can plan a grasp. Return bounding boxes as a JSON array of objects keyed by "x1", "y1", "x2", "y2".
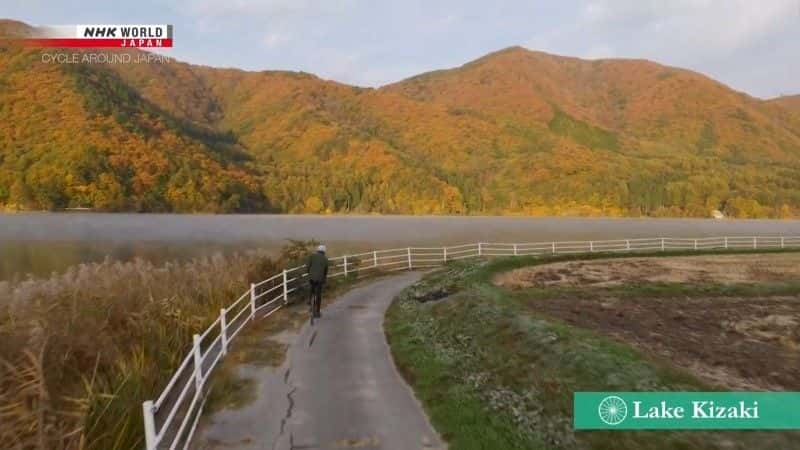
[{"x1": 142, "y1": 235, "x2": 800, "y2": 449}]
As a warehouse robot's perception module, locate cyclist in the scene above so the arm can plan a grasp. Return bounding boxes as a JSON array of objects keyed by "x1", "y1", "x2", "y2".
[{"x1": 306, "y1": 244, "x2": 329, "y2": 318}]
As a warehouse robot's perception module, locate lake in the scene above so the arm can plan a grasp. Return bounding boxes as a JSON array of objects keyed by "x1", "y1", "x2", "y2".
[{"x1": 2, "y1": 213, "x2": 799, "y2": 280}]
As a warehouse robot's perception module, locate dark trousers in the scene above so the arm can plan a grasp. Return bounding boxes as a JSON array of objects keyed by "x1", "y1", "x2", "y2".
[{"x1": 309, "y1": 280, "x2": 323, "y2": 315}]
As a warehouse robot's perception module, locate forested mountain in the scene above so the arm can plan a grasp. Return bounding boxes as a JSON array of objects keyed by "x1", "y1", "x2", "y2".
[
  {"x1": 2, "y1": 20, "x2": 800, "y2": 217},
  {"x1": 769, "y1": 95, "x2": 800, "y2": 114},
  {"x1": 0, "y1": 22, "x2": 266, "y2": 212}
]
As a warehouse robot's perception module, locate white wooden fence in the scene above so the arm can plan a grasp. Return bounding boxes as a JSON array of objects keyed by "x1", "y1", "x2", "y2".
[{"x1": 142, "y1": 235, "x2": 800, "y2": 449}]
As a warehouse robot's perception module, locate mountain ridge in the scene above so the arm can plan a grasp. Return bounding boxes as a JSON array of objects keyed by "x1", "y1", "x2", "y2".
[{"x1": 1, "y1": 19, "x2": 799, "y2": 217}]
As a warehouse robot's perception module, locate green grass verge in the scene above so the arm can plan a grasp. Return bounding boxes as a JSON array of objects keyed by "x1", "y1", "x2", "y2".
[{"x1": 385, "y1": 249, "x2": 800, "y2": 450}]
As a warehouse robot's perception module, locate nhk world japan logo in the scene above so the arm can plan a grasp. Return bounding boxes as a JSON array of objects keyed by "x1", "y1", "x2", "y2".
[
  {"x1": 18, "y1": 25, "x2": 173, "y2": 48},
  {"x1": 575, "y1": 392, "x2": 800, "y2": 430}
]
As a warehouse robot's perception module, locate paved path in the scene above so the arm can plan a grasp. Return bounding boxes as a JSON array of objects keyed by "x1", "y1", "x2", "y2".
[{"x1": 195, "y1": 272, "x2": 444, "y2": 450}]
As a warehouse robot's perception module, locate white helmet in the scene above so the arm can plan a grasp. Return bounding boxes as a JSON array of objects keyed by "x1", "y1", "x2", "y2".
[{"x1": 317, "y1": 244, "x2": 326, "y2": 253}]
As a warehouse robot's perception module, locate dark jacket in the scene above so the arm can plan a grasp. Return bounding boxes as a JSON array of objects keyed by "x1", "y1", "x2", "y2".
[{"x1": 306, "y1": 251, "x2": 329, "y2": 282}]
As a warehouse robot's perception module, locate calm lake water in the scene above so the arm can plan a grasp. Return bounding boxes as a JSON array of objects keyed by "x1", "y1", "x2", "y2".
[{"x1": 2, "y1": 213, "x2": 799, "y2": 280}]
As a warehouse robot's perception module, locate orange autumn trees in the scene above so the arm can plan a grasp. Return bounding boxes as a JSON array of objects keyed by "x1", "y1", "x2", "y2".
[
  {"x1": 2, "y1": 22, "x2": 800, "y2": 217},
  {"x1": 0, "y1": 41, "x2": 267, "y2": 212}
]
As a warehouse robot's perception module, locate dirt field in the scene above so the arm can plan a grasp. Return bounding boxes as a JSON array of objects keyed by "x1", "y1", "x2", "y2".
[
  {"x1": 495, "y1": 254, "x2": 800, "y2": 390},
  {"x1": 494, "y1": 253, "x2": 800, "y2": 288}
]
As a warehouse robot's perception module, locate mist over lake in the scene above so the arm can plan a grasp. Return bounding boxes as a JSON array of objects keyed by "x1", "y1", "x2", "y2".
[{"x1": 2, "y1": 213, "x2": 799, "y2": 280}]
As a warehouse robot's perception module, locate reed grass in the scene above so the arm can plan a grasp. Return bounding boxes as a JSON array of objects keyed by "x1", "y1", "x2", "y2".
[{"x1": 0, "y1": 242, "x2": 314, "y2": 450}]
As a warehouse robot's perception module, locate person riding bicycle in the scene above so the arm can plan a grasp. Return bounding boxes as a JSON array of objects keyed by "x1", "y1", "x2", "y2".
[{"x1": 306, "y1": 244, "x2": 329, "y2": 318}]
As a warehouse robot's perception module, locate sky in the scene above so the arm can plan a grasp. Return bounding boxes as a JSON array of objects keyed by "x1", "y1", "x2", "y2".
[{"x1": 4, "y1": 0, "x2": 800, "y2": 98}]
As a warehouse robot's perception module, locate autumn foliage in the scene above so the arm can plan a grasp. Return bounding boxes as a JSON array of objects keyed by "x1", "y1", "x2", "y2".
[
  {"x1": 769, "y1": 94, "x2": 800, "y2": 114},
  {"x1": 2, "y1": 23, "x2": 800, "y2": 218}
]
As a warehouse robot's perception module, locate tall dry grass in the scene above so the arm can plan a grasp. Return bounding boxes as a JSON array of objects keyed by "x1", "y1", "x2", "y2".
[{"x1": 0, "y1": 246, "x2": 300, "y2": 450}]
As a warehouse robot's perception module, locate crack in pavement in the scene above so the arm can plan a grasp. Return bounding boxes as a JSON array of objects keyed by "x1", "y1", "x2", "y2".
[
  {"x1": 195, "y1": 272, "x2": 442, "y2": 450},
  {"x1": 273, "y1": 322, "x2": 316, "y2": 449},
  {"x1": 273, "y1": 368, "x2": 297, "y2": 450}
]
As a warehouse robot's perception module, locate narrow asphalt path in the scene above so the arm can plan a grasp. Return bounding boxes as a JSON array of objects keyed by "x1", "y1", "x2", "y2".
[{"x1": 195, "y1": 272, "x2": 445, "y2": 450}]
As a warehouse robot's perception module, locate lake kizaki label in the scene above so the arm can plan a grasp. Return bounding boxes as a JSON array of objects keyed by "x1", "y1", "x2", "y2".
[
  {"x1": 574, "y1": 392, "x2": 800, "y2": 429},
  {"x1": 17, "y1": 24, "x2": 173, "y2": 48}
]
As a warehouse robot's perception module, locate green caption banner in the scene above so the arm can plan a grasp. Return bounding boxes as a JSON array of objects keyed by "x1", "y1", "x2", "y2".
[{"x1": 574, "y1": 392, "x2": 800, "y2": 430}]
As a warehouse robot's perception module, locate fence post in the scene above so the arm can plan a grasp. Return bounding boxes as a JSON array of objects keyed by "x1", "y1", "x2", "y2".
[
  {"x1": 249, "y1": 283, "x2": 256, "y2": 319},
  {"x1": 513, "y1": 244, "x2": 518, "y2": 256},
  {"x1": 220, "y1": 308, "x2": 228, "y2": 356},
  {"x1": 443, "y1": 247, "x2": 447, "y2": 262},
  {"x1": 753, "y1": 237, "x2": 757, "y2": 249},
  {"x1": 552, "y1": 242, "x2": 556, "y2": 255},
  {"x1": 142, "y1": 400, "x2": 157, "y2": 450},
  {"x1": 193, "y1": 334, "x2": 203, "y2": 390},
  {"x1": 724, "y1": 236, "x2": 728, "y2": 249},
  {"x1": 661, "y1": 238, "x2": 665, "y2": 251},
  {"x1": 478, "y1": 242, "x2": 483, "y2": 256},
  {"x1": 626, "y1": 240, "x2": 630, "y2": 251},
  {"x1": 343, "y1": 255, "x2": 349, "y2": 277},
  {"x1": 373, "y1": 250, "x2": 378, "y2": 267},
  {"x1": 590, "y1": 241, "x2": 594, "y2": 252},
  {"x1": 407, "y1": 247, "x2": 412, "y2": 270},
  {"x1": 781, "y1": 236, "x2": 785, "y2": 249},
  {"x1": 282, "y1": 270, "x2": 288, "y2": 304},
  {"x1": 694, "y1": 239, "x2": 697, "y2": 250}
]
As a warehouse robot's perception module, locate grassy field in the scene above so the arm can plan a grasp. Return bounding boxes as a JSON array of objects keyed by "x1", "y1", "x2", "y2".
[
  {"x1": 0, "y1": 240, "x2": 342, "y2": 450},
  {"x1": 385, "y1": 249, "x2": 800, "y2": 450}
]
